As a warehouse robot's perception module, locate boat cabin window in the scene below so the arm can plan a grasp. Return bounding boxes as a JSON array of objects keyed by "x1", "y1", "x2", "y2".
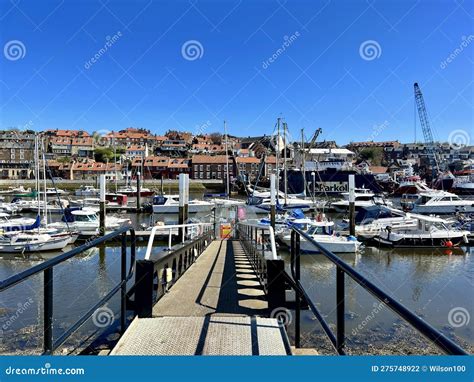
[
  {"x1": 74, "y1": 214, "x2": 97, "y2": 222},
  {"x1": 307, "y1": 225, "x2": 333, "y2": 235}
]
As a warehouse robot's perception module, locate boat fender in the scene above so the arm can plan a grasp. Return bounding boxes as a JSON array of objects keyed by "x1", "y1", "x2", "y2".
[
  {"x1": 347, "y1": 235, "x2": 357, "y2": 241},
  {"x1": 443, "y1": 240, "x2": 453, "y2": 248}
]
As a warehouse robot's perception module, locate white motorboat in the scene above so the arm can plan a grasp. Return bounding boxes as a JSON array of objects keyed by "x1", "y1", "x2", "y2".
[
  {"x1": 75, "y1": 185, "x2": 99, "y2": 197},
  {"x1": 0, "y1": 231, "x2": 77, "y2": 253},
  {"x1": 11, "y1": 198, "x2": 70, "y2": 214},
  {"x1": 372, "y1": 215, "x2": 469, "y2": 248},
  {"x1": 49, "y1": 208, "x2": 131, "y2": 235},
  {"x1": 278, "y1": 220, "x2": 361, "y2": 253},
  {"x1": 0, "y1": 202, "x2": 22, "y2": 215},
  {"x1": 331, "y1": 188, "x2": 391, "y2": 212},
  {"x1": 152, "y1": 195, "x2": 214, "y2": 214},
  {"x1": 39, "y1": 187, "x2": 67, "y2": 196},
  {"x1": 117, "y1": 186, "x2": 154, "y2": 197},
  {"x1": 0, "y1": 212, "x2": 37, "y2": 230},
  {"x1": 400, "y1": 191, "x2": 474, "y2": 214},
  {"x1": 343, "y1": 205, "x2": 419, "y2": 240}
]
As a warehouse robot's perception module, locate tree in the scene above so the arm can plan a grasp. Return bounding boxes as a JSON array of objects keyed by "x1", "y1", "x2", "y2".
[
  {"x1": 358, "y1": 147, "x2": 384, "y2": 166},
  {"x1": 209, "y1": 132, "x2": 222, "y2": 145}
]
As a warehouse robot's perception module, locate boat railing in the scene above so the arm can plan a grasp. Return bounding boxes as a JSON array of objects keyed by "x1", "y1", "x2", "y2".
[
  {"x1": 0, "y1": 226, "x2": 136, "y2": 355},
  {"x1": 284, "y1": 225, "x2": 468, "y2": 355},
  {"x1": 144, "y1": 222, "x2": 214, "y2": 259}
]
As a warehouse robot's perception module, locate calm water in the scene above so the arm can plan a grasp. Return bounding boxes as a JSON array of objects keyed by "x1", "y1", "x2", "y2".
[
  {"x1": 281, "y1": 245, "x2": 474, "y2": 354},
  {"x1": 0, "y1": 207, "x2": 473, "y2": 354}
]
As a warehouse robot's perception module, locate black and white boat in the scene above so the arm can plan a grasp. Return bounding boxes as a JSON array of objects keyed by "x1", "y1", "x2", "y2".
[{"x1": 372, "y1": 215, "x2": 469, "y2": 248}]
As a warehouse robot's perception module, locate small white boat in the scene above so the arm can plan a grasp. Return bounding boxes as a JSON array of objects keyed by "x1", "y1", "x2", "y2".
[
  {"x1": 49, "y1": 208, "x2": 131, "y2": 235},
  {"x1": 75, "y1": 185, "x2": 99, "y2": 197},
  {"x1": 117, "y1": 186, "x2": 154, "y2": 197},
  {"x1": 331, "y1": 188, "x2": 392, "y2": 212},
  {"x1": 39, "y1": 187, "x2": 67, "y2": 196},
  {"x1": 0, "y1": 231, "x2": 77, "y2": 253},
  {"x1": 152, "y1": 195, "x2": 213, "y2": 214},
  {"x1": 279, "y1": 221, "x2": 361, "y2": 253}
]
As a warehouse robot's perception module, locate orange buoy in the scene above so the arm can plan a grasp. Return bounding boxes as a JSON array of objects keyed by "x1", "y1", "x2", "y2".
[{"x1": 444, "y1": 240, "x2": 453, "y2": 248}]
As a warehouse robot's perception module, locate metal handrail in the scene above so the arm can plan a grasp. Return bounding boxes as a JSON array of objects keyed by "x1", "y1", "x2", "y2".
[
  {"x1": 236, "y1": 221, "x2": 278, "y2": 260},
  {"x1": 288, "y1": 226, "x2": 468, "y2": 355},
  {"x1": 0, "y1": 226, "x2": 136, "y2": 355},
  {"x1": 144, "y1": 222, "x2": 213, "y2": 259}
]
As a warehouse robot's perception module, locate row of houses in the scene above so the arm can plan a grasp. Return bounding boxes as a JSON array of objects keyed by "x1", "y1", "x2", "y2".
[{"x1": 45, "y1": 154, "x2": 277, "y2": 181}]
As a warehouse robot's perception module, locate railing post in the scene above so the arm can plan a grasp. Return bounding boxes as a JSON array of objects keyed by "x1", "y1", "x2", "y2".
[
  {"x1": 336, "y1": 266, "x2": 345, "y2": 354},
  {"x1": 43, "y1": 268, "x2": 53, "y2": 354},
  {"x1": 266, "y1": 259, "x2": 286, "y2": 313},
  {"x1": 261, "y1": 229, "x2": 265, "y2": 258},
  {"x1": 120, "y1": 233, "x2": 127, "y2": 334},
  {"x1": 294, "y1": 232, "x2": 301, "y2": 349},
  {"x1": 134, "y1": 260, "x2": 154, "y2": 318}
]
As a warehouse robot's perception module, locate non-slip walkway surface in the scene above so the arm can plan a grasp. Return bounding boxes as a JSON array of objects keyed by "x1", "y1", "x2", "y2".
[
  {"x1": 110, "y1": 240, "x2": 291, "y2": 355},
  {"x1": 152, "y1": 240, "x2": 268, "y2": 316}
]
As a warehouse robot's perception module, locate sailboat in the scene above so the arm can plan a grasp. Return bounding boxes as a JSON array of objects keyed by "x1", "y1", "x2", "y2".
[{"x1": 0, "y1": 135, "x2": 78, "y2": 253}]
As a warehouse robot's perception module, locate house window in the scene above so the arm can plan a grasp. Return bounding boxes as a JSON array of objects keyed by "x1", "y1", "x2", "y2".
[
  {"x1": 206, "y1": 165, "x2": 210, "y2": 171},
  {"x1": 194, "y1": 165, "x2": 198, "y2": 171},
  {"x1": 217, "y1": 172, "x2": 221, "y2": 179},
  {"x1": 218, "y1": 165, "x2": 221, "y2": 171},
  {"x1": 207, "y1": 172, "x2": 210, "y2": 179},
  {"x1": 200, "y1": 165, "x2": 203, "y2": 171},
  {"x1": 200, "y1": 172, "x2": 203, "y2": 179}
]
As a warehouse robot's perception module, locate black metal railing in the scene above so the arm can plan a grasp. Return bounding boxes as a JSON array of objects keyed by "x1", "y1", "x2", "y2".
[
  {"x1": 287, "y1": 227, "x2": 468, "y2": 355},
  {"x1": 236, "y1": 222, "x2": 286, "y2": 311},
  {"x1": 134, "y1": 227, "x2": 214, "y2": 317},
  {"x1": 0, "y1": 227, "x2": 136, "y2": 355}
]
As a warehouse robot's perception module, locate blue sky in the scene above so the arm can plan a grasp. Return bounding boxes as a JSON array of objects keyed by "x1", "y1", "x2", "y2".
[{"x1": 0, "y1": 0, "x2": 472, "y2": 144}]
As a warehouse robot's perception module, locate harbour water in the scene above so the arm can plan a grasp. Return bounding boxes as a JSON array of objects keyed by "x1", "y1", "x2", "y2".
[{"x1": 0, "y1": 206, "x2": 472, "y2": 355}]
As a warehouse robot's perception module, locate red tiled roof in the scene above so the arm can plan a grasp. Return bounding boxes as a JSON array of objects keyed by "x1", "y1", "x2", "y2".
[{"x1": 191, "y1": 155, "x2": 230, "y2": 164}]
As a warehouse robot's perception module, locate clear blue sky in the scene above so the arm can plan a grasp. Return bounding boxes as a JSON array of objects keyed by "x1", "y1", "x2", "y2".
[{"x1": 0, "y1": 0, "x2": 472, "y2": 144}]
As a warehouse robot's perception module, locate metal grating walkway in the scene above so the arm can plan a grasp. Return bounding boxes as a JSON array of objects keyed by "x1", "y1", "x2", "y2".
[
  {"x1": 110, "y1": 316, "x2": 291, "y2": 355},
  {"x1": 110, "y1": 240, "x2": 291, "y2": 355}
]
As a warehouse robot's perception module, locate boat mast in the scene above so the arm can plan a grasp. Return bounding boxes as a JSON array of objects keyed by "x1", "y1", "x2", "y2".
[
  {"x1": 34, "y1": 134, "x2": 40, "y2": 231},
  {"x1": 283, "y1": 122, "x2": 288, "y2": 205},
  {"x1": 276, "y1": 118, "x2": 280, "y2": 202},
  {"x1": 41, "y1": 137, "x2": 48, "y2": 225},
  {"x1": 224, "y1": 120, "x2": 230, "y2": 199},
  {"x1": 301, "y1": 128, "x2": 306, "y2": 197}
]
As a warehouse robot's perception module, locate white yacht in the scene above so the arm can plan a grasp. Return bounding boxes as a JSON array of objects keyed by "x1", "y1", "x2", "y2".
[
  {"x1": 75, "y1": 185, "x2": 99, "y2": 197},
  {"x1": 344, "y1": 205, "x2": 419, "y2": 240},
  {"x1": 49, "y1": 208, "x2": 131, "y2": 235},
  {"x1": 372, "y1": 215, "x2": 469, "y2": 248},
  {"x1": 278, "y1": 220, "x2": 361, "y2": 253},
  {"x1": 400, "y1": 191, "x2": 474, "y2": 214},
  {"x1": 152, "y1": 195, "x2": 214, "y2": 214},
  {"x1": 331, "y1": 188, "x2": 391, "y2": 212}
]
